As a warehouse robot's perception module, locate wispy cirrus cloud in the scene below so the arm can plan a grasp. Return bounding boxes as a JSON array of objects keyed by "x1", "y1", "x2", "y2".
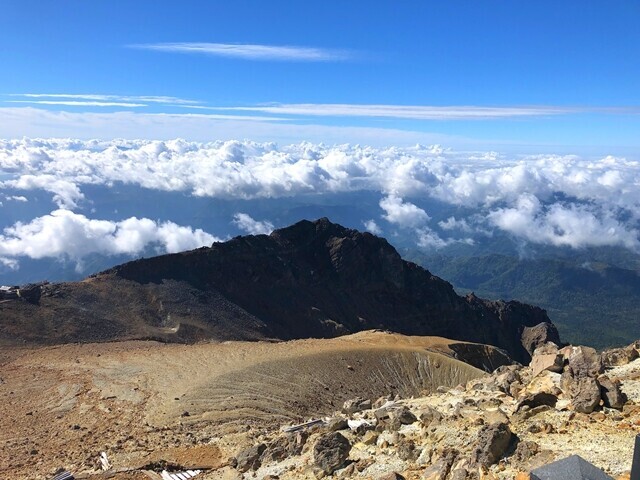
[
  {"x1": 129, "y1": 42, "x2": 352, "y2": 61},
  {"x1": 8, "y1": 100, "x2": 147, "y2": 107},
  {"x1": 6, "y1": 93, "x2": 201, "y2": 107},
  {"x1": 11, "y1": 93, "x2": 200, "y2": 105},
  {"x1": 217, "y1": 103, "x2": 640, "y2": 120}
]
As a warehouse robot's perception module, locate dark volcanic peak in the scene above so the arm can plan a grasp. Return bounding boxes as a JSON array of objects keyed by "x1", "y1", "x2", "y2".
[{"x1": 1, "y1": 218, "x2": 556, "y2": 362}]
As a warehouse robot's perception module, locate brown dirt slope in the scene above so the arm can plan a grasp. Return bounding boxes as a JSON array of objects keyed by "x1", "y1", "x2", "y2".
[{"x1": 0, "y1": 331, "x2": 484, "y2": 479}]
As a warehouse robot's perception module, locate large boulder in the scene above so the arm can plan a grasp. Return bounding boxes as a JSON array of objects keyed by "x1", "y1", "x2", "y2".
[
  {"x1": 560, "y1": 346, "x2": 604, "y2": 413},
  {"x1": 560, "y1": 346, "x2": 604, "y2": 377},
  {"x1": 602, "y1": 343, "x2": 639, "y2": 368},
  {"x1": 313, "y1": 432, "x2": 351, "y2": 475},
  {"x1": 517, "y1": 370, "x2": 562, "y2": 410},
  {"x1": 598, "y1": 375, "x2": 627, "y2": 410},
  {"x1": 521, "y1": 323, "x2": 561, "y2": 358},
  {"x1": 531, "y1": 353, "x2": 564, "y2": 378},
  {"x1": 563, "y1": 376, "x2": 601, "y2": 413},
  {"x1": 471, "y1": 422, "x2": 514, "y2": 467}
]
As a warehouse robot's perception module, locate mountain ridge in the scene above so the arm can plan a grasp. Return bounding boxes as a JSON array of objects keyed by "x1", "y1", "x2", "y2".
[{"x1": 0, "y1": 218, "x2": 557, "y2": 363}]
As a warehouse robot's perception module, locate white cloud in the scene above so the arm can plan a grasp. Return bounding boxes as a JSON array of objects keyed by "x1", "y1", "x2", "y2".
[
  {"x1": 363, "y1": 219, "x2": 382, "y2": 235},
  {"x1": 10, "y1": 93, "x2": 199, "y2": 105},
  {"x1": 6, "y1": 195, "x2": 27, "y2": 202},
  {"x1": 222, "y1": 103, "x2": 576, "y2": 120},
  {"x1": 438, "y1": 216, "x2": 472, "y2": 232},
  {"x1": 0, "y1": 257, "x2": 19, "y2": 271},
  {"x1": 232, "y1": 213, "x2": 274, "y2": 235},
  {"x1": 4, "y1": 175, "x2": 84, "y2": 209},
  {"x1": 130, "y1": 42, "x2": 351, "y2": 61},
  {"x1": 487, "y1": 194, "x2": 640, "y2": 250},
  {"x1": 1, "y1": 137, "x2": 639, "y2": 251},
  {"x1": 0, "y1": 107, "x2": 448, "y2": 145},
  {"x1": 380, "y1": 195, "x2": 430, "y2": 228},
  {"x1": 7, "y1": 100, "x2": 147, "y2": 107},
  {"x1": 416, "y1": 227, "x2": 467, "y2": 249},
  {"x1": 0, "y1": 210, "x2": 219, "y2": 268}
]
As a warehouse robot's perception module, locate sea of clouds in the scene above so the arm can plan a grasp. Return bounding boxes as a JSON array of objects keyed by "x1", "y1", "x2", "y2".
[{"x1": 0, "y1": 138, "x2": 639, "y2": 270}]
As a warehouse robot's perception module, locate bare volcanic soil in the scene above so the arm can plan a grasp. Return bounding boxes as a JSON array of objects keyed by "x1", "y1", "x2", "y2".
[
  {"x1": 0, "y1": 332, "x2": 487, "y2": 480},
  {"x1": 0, "y1": 218, "x2": 556, "y2": 363}
]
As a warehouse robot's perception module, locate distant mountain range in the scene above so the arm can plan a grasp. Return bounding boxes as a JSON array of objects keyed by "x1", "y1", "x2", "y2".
[
  {"x1": 409, "y1": 253, "x2": 640, "y2": 349},
  {"x1": 0, "y1": 218, "x2": 555, "y2": 363}
]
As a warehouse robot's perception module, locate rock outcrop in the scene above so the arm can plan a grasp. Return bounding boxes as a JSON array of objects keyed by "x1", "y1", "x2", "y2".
[{"x1": 225, "y1": 339, "x2": 638, "y2": 480}]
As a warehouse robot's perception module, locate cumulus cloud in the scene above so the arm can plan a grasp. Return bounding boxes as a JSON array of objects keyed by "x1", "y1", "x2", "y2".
[
  {"x1": 1, "y1": 138, "x2": 639, "y2": 251},
  {"x1": 487, "y1": 194, "x2": 640, "y2": 250},
  {"x1": 232, "y1": 213, "x2": 274, "y2": 235},
  {"x1": 0, "y1": 257, "x2": 19, "y2": 271},
  {"x1": 363, "y1": 219, "x2": 382, "y2": 235},
  {"x1": 5, "y1": 175, "x2": 83, "y2": 208},
  {"x1": 415, "y1": 227, "x2": 474, "y2": 250},
  {"x1": 380, "y1": 195, "x2": 430, "y2": 228},
  {"x1": 438, "y1": 216, "x2": 473, "y2": 233},
  {"x1": 0, "y1": 209, "x2": 219, "y2": 269}
]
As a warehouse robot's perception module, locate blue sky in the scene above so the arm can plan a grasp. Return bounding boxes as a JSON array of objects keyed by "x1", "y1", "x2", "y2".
[{"x1": 1, "y1": 1, "x2": 639, "y2": 154}]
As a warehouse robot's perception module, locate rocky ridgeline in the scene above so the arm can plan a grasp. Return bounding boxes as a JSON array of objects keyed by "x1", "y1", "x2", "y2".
[
  {"x1": 225, "y1": 341, "x2": 640, "y2": 480},
  {"x1": 1, "y1": 219, "x2": 556, "y2": 365}
]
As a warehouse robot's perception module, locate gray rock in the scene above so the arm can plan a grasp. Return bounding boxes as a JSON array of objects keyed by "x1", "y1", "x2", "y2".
[
  {"x1": 563, "y1": 375, "x2": 601, "y2": 414},
  {"x1": 390, "y1": 406, "x2": 417, "y2": 425},
  {"x1": 396, "y1": 438, "x2": 420, "y2": 461},
  {"x1": 512, "y1": 440, "x2": 540, "y2": 462},
  {"x1": 561, "y1": 346, "x2": 604, "y2": 378},
  {"x1": 471, "y1": 422, "x2": 513, "y2": 467},
  {"x1": 327, "y1": 417, "x2": 349, "y2": 431},
  {"x1": 374, "y1": 407, "x2": 391, "y2": 422},
  {"x1": 235, "y1": 443, "x2": 266, "y2": 472},
  {"x1": 599, "y1": 375, "x2": 627, "y2": 410},
  {"x1": 559, "y1": 346, "x2": 604, "y2": 413},
  {"x1": 530, "y1": 454, "x2": 614, "y2": 480},
  {"x1": 313, "y1": 432, "x2": 351, "y2": 475},
  {"x1": 342, "y1": 397, "x2": 372, "y2": 414},
  {"x1": 521, "y1": 322, "x2": 561, "y2": 357},
  {"x1": 262, "y1": 431, "x2": 308, "y2": 462}
]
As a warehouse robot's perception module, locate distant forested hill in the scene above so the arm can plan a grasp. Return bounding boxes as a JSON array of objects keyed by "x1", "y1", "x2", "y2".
[{"x1": 408, "y1": 252, "x2": 640, "y2": 349}]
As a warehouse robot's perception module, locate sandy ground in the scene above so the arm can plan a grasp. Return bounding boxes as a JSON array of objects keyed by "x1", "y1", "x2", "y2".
[{"x1": 0, "y1": 331, "x2": 482, "y2": 479}]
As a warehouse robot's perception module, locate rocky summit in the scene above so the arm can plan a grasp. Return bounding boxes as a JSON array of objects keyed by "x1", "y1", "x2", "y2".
[{"x1": 0, "y1": 218, "x2": 555, "y2": 363}]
